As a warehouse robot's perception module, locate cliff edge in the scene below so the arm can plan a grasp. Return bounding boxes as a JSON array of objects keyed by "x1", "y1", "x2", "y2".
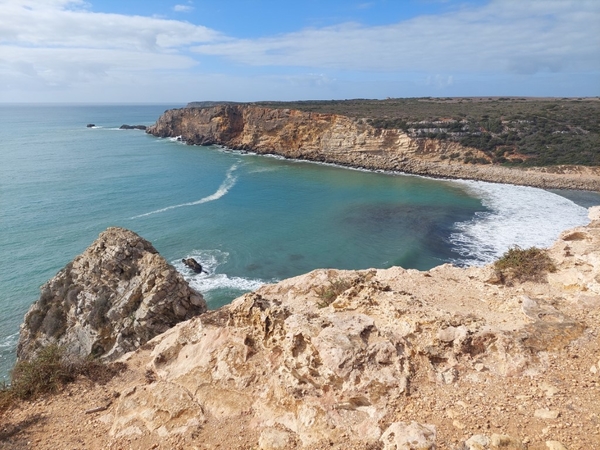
[
  {"x1": 147, "y1": 105, "x2": 600, "y2": 191},
  {"x1": 3, "y1": 209, "x2": 600, "y2": 449},
  {"x1": 17, "y1": 227, "x2": 207, "y2": 362}
]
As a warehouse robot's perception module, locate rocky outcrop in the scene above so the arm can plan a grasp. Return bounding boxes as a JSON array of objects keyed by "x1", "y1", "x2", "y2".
[
  {"x1": 6, "y1": 209, "x2": 600, "y2": 448},
  {"x1": 17, "y1": 227, "x2": 206, "y2": 362},
  {"x1": 67, "y1": 207, "x2": 597, "y2": 448},
  {"x1": 147, "y1": 105, "x2": 600, "y2": 191}
]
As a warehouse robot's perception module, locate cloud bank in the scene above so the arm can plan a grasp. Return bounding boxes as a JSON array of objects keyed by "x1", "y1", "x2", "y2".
[{"x1": 0, "y1": 0, "x2": 598, "y2": 102}]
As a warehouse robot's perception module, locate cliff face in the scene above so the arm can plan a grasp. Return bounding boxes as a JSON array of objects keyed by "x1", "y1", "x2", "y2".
[
  {"x1": 147, "y1": 105, "x2": 600, "y2": 191},
  {"x1": 7, "y1": 210, "x2": 599, "y2": 449},
  {"x1": 17, "y1": 227, "x2": 207, "y2": 362},
  {"x1": 104, "y1": 209, "x2": 599, "y2": 448}
]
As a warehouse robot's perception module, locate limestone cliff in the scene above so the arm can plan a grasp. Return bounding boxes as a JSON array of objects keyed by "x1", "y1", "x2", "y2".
[
  {"x1": 7, "y1": 209, "x2": 597, "y2": 448},
  {"x1": 147, "y1": 105, "x2": 600, "y2": 191},
  {"x1": 17, "y1": 227, "x2": 207, "y2": 362}
]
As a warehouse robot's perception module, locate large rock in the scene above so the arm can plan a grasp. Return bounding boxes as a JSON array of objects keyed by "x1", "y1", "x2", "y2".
[{"x1": 17, "y1": 227, "x2": 206, "y2": 361}]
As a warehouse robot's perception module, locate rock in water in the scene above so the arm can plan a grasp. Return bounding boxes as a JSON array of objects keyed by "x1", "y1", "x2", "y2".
[
  {"x1": 17, "y1": 227, "x2": 207, "y2": 362},
  {"x1": 182, "y1": 257, "x2": 204, "y2": 273}
]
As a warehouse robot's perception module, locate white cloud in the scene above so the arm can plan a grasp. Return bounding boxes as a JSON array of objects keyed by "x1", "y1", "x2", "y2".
[
  {"x1": 0, "y1": 0, "x2": 218, "y2": 50},
  {"x1": 192, "y1": 0, "x2": 600, "y2": 74},
  {"x1": 0, "y1": 0, "x2": 597, "y2": 102},
  {"x1": 0, "y1": 0, "x2": 219, "y2": 96},
  {"x1": 173, "y1": 4, "x2": 194, "y2": 13}
]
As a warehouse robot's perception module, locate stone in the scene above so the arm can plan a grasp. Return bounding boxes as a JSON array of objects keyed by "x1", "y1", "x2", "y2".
[
  {"x1": 258, "y1": 428, "x2": 295, "y2": 449},
  {"x1": 17, "y1": 227, "x2": 207, "y2": 361},
  {"x1": 545, "y1": 441, "x2": 568, "y2": 450},
  {"x1": 379, "y1": 421, "x2": 436, "y2": 450},
  {"x1": 490, "y1": 433, "x2": 524, "y2": 449},
  {"x1": 535, "y1": 409, "x2": 560, "y2": 420},
  {"x1": 465, "y1": 434, "x2": 489, "y2": 450}
]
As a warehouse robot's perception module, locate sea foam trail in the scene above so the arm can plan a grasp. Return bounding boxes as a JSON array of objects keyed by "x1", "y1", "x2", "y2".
[
  {"x1": 131, "y1": 163, "x2": 240, "y2": 219},
  {"x1": 449, "y1": 180, "x2": 590, "y2": 266}
]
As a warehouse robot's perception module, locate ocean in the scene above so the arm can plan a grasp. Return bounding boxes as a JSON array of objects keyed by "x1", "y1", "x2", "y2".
[{"x1": 1, "y1": 104, "x2": 598, "y2": 382}]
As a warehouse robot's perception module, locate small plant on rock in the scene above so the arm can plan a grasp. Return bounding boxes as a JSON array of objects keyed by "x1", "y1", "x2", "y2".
[
  {"x1": 315, "y1": 277, "x2": 352, "y2": 307},
  {"x1": 494, "y1": 246, "x2": 556, "y2": 284},
  {"x1": 0, "y1": 344, "x2": 125, "y2": 414}
]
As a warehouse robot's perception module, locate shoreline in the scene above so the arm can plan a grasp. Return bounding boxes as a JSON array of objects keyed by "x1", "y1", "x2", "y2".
[
  {"x1": 148, "y1": 105, "x2": 600, "y2": 192},
  {"x1": 224, "y1": 145, "x2": 600, "y2": 192},
  {"x1": 220, "y1": 146, "x2": 600, "y2": 199}
]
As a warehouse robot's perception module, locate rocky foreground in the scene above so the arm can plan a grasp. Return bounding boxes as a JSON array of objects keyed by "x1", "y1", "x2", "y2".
[
  {"x1": 147, "y1": 105, "x2": 600, "y2": 191},
  {"x1": 2, "y1": 209, "x2": 600, "y2": 449}
]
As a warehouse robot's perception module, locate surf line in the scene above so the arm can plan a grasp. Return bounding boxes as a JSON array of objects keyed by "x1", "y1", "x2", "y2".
[{"x1": 130, "y1": 163, "x2": 240, "y2": 219}]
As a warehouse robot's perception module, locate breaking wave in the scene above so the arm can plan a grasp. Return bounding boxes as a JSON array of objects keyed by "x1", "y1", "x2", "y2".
[
  {"x1": 449, "y1": 180, "x2": 590, "y2": 266},
  {"x1": 173, "y1": 249, "x2": 267, "y2": 295}
]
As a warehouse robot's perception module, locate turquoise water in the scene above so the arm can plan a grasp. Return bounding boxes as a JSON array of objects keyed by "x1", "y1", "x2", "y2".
[{"x1": 1, "y1": 105, "x2": 598, "y2": 382}]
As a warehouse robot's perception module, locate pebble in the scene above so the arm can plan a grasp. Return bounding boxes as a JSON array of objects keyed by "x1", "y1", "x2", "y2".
[
  {"x1": 535, "y1": 409, "x2": 560, "y2": 419},
  {"x1": 465, "y1": 434, "x2": 489, "y2": 449},
  {"x1": 452, "y1": 419, "x2": 466, "y2": 430}
]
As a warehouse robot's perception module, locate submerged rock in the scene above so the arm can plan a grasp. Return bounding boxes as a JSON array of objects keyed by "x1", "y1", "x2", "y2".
[{"x1": 17, "y1": 227, "x2": 206, "y2": 362}]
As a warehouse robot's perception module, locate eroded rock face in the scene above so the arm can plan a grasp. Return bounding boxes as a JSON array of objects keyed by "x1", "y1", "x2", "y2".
[
  {"x1": 147, "y1": 105, "x2": 600, "y2": 191},
  {"x1": 102, "y1": 208, "x2": 600, "y2": 448},
  {"x1": 17, "y1": 227, "x2": 206, "y2": 362}
]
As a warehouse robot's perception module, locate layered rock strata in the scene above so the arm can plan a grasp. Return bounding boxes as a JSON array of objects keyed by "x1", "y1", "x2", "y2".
[
  {"x1": 147, "y1": 105, "x2": 600, "y2": 191},
  {"x1": 17, "y1": 227, "x2": 206, "y2": 362}
]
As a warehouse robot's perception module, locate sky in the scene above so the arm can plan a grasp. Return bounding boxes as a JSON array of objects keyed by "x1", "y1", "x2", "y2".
[{"x1": 0, "y1": 0, "x2": 599, "y2": 103}]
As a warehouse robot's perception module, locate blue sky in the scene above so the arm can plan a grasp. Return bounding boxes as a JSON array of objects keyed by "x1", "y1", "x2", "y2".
[{"x1": 1, "y1": 0, "x2": 598, "y2": 103}]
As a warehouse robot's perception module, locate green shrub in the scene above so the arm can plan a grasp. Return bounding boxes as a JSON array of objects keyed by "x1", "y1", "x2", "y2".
[
  {"x1": 10, "y1": 344, "x2": 74, "y2": 400},
  {"x1": 494, "y1": 246, "x2": 556, "y2": 284}
]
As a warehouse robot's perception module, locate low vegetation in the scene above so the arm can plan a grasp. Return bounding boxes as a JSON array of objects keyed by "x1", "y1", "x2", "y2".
[
  {"x1": 494, "y1": 246, "x2": 556, "y2": 284},
  {"x1": 0, "y1": 344, "x2": 124, "y2": 414},
  {"x1": 250, "y1": 97, "x2": 600, "y2": 167},
  {"x1": 315, "y1": 277, "x2": 353, "y2": 307}
]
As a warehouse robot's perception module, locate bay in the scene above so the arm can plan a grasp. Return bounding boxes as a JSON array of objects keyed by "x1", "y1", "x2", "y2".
[{"x1": 1, "y1": 104, "x2": 597, "y2": 382}]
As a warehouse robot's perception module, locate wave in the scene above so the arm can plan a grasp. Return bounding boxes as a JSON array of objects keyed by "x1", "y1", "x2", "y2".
[
  {"x1": 0, "y1": 332, "x2": 18, "y2": 350},
  {"x1": 130, "y1": 163, "x2": 240, "y2": 219},
  {"x1": 172, "y1": 250, "x2": 268, "y2": 293},
  {"x1": 449, "y1": 180, "x2": 590, "y2": 266}
]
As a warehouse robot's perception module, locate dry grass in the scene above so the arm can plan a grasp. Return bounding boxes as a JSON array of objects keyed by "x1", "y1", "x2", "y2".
[
  {"x1": 314, "y1": 278, "x2": 353, "y2": 307},
  {"x1": 0, "y1": 344, "x2": 125, "y2": 414}
]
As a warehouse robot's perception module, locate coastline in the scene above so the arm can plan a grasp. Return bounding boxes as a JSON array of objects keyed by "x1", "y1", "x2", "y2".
[{"x1": 147, "y1": 105, "x2": 600, "y2": 192}]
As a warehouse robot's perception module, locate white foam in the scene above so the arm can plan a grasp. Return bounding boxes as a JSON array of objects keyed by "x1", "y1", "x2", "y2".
[
  {"x1": 0, "y1": 332, "x2": 18, "y2": 349},
  {"x1": 130, "y1": 162, "x2": 240, "y2": 219},
  {"x1": 449, "y1": 180, "x2": 590, "y2": 265},
  {"x1": 172, "y1": 250, "x2": 268, "y2": 293}
]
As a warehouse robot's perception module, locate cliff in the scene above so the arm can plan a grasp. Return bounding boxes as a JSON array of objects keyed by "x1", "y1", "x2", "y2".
[
  {"x1": 4, "y1": 209, "x2": 600, "y2": 449},
  {"x1": 17, "y1": 227, "x2": 207, "y2": 362},
  {"x1": 147, "y1": 105, "x2": 600, "y2": 191}
]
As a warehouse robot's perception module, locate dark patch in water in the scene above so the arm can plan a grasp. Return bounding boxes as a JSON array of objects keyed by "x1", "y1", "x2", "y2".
[
  {"x1": 289, "y1": 254, "x2": 304, "y2": 261},
  {"x1": 246, "y1": 263, "x2": 262, "y2": 272},
  {"x1": 338, "y1": 202, "x2": 483, "y2": 268}
]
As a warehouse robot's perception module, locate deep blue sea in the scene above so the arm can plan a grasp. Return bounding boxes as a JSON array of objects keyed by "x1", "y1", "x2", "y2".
[{"x1": 1, "y1": 104, "x2": 598, "y2": 382}]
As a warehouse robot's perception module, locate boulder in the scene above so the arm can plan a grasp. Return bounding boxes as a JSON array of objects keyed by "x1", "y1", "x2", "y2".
[
  {"x1": 17, "y1": 227, "x2": 206, "y2": 362},
  {"x1": 182, "y1": 257, "x2": 205, "y2": 273}
]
